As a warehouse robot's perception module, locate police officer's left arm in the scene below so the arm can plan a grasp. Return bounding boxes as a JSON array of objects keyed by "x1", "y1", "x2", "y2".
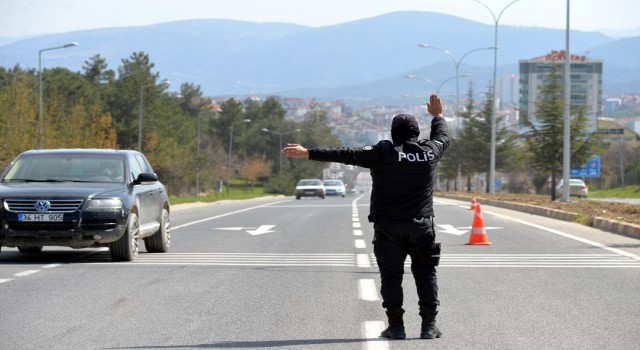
[{"x1": 282, "y1": 143, "x2": 378, "y2": 168}]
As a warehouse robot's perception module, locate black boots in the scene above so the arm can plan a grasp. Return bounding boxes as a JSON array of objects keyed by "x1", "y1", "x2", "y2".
[
  {"x1": 380, "y1": 309, "x2": 442, "y2": 340},
  {"x1": 420, "y1": 318, "x2": 442, "y2": 339},
  {"x1": 380, "y1": 310, "x2": 406, "y2": 339}
]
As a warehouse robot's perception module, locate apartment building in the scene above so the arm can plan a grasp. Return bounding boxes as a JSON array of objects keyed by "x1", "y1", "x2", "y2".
[{"x1": 519, "y1": 50, "x2": 603, "y2": 133}]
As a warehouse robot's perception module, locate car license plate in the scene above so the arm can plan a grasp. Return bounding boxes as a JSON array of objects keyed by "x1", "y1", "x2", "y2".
[{"x1": 18, "y1": 213, "x2": 64, "y2": 222}]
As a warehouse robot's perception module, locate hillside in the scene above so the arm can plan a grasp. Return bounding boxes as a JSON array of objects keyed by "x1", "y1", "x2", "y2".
[{"x1": 1, "y1": 11, "x2": 637, "y2": 102}]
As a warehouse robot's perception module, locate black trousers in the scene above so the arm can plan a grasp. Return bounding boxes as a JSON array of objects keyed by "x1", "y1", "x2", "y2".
[{"x1": 373, "y1": 217, "x2": 439, "y2": 318}]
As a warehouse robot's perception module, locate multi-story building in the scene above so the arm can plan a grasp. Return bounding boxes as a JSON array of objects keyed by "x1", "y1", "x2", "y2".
[{"x1": 519, "y1": 50, "x2": 603, "y2": 132}]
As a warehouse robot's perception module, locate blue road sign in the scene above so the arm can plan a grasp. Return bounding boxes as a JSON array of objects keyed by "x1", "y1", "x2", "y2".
[{"x1": 570, "y1": 155, "x2": 600, "y2": 177}]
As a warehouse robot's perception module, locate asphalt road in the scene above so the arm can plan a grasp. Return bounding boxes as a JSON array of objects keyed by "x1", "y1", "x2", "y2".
[{"x1": 1, "y1": 195, "x2": 639, "y2": 350}]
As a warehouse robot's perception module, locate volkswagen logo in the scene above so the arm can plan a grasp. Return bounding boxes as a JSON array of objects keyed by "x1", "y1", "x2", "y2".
[{"x1": 34, "y1": 200, "x2": 51, "y2": 212}]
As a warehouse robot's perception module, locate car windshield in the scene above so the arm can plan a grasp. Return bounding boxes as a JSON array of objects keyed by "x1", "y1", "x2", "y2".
[
  {"x1": 298, "y1": 180, "x2": 322, "y2": 186},
  {"x1": 323, "y1": 180, "x2": 342, "y2": 186},
  {"x1": 3, "y1": 154, "x2": 125, "y2": 183}
]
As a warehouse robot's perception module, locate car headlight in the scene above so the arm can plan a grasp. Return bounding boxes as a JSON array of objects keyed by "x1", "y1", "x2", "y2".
[{"x1": 88, "y1": 198, "x2": 123, "y2": 210}]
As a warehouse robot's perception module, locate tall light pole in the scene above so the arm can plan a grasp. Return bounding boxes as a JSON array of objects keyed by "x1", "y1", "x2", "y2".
[
  {"x1": 404, "y1": 75, "x2": 438, "y2": 91},
  {"x1": 262, "y1": 128, "x2": 301, "y2": 173},
  {"x1": 138, "y1": 79, "x2": 170, "y2": 151},
  {"x1": 471, "y1": 0, "x2": 523, "y2": 193},
  {"x1": 195, "y1": 109, "x2": 215, "y2": 197},
  {"x1": 227, "y1": 119, "x2": 251, "y2": 193},
  {"x1": 561, "y1": 0, "x2": 572, "y2": 202},
  {"x1": 38, "y1": 42, "x2": 79, "y2": 149},
  {"x1": 417, "y1": 44, "x2": 495, "y2": 131}
]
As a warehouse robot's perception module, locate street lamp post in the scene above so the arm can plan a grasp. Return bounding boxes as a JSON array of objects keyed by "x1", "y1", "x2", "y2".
[
  {"x1": 261, "y1": 128, "x2": 301, "y2": 173},
  {"x1": 471, "y1": 0, "x2": 523, "y2": 193},
  {"x1": 227, "y1": 119, "x2": 251, "y2": 193},
  {"x1": 417, "y1": 44, "x2": 495, "y2": 131},
  {"x1": 38, "y1": 42, "x2": 79, "y2": 149},
  {"x1": 195, "y1": 109, "x2": 209, "y2": 197},
  {"x1": 138, "y1": 79, "x2": 170, "y2": 151},
  {"x1": 561, "y1": 0, "x2": 572, "y2": 202},
  {"x1": 404, "y1": 75, "x2": 437, "y2": 91}
]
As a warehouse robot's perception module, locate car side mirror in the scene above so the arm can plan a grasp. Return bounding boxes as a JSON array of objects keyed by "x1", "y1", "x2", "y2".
[{"x1": 134, "y1": 172, "x2": 158, "y2": 185}]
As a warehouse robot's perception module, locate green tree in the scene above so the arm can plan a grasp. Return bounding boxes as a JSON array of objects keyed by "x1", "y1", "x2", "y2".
[
  {"x1": 82, "y1": 54, "x2": 115, "y2": 85},
  {"x1": 453, "y1": 85, "x2": 523, "y2": 192},
  {"x1": 0, "y1": 67, "x2": 37, "y2": 157}
]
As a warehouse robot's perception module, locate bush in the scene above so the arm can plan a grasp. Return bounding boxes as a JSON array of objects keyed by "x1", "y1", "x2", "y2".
[{"x1": 265, "y1": 173, "x2": 296, "y2": 195}]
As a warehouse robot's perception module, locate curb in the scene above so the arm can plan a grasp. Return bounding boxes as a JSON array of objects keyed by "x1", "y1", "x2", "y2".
[{"x1": 438, "y1": 195, "x2": 640, "y2": 240}]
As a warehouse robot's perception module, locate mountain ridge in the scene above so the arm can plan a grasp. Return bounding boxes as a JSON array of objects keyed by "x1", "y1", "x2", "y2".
[{"x1": 1, "y1": 11, "x2": 637, "y2": 104}]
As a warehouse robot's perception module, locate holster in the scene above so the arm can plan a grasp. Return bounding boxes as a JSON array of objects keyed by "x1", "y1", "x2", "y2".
[{"x1": 414, "y1": 242, "x2": 441, "y2": 266}]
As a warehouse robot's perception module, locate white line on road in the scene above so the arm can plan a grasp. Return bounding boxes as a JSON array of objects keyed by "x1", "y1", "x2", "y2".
[
  {"x1": 0, "y1": 279, "x2": 14, "y2": 284},
  {"x1": 435, "y1": 198, "x2": 640, "y2": 262},
  {"x1": 362, "y1": 321, "x2": 388, "y2": 350},
  {"x1": 14, "y1": 270, "x2": 40, "y2": 277},
  {"x1": 357, "y1": 254, "x2": 371, "y2": 267},
  {"x1": 42, "y1": 264, "x2": 60, "y2": 269},
  {"x1": 353, "y1": 229, "x2": 363, "y2": 236},
  {"x1": 172, "y1": 200, "x2": 289, "y2": 230},
  {"x1": 353, "y1": 222, "x2": 361, "y2": 228},
  {"x1": 358, "y1": 279, "x2": 379, "y2": 301},
  {"x1": 355, "y1": 239, "x2": 366, "y2": 249}
]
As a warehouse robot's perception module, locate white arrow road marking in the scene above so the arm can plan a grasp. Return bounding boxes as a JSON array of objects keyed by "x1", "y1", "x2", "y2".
[
  {"x1": 214, "y1": 225, "x2": 276, "y2": 235},
  {"x1": 457, "y1": 226, "x2": 503, "y2": 230},
  {"x1": 246, "y1": 225, "x2": 276, "y2": 235},
  {"x1": 437, "y1": 224, "x2": 467, "y2": 235}
]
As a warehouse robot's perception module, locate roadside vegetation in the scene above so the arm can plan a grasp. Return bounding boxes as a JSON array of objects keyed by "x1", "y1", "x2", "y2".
[
  {"x1": 1, "y1": 54, "x2": 638, "y2": 203},
  {"x1": 589, "y1": 185, "x2": 640, "y2": 198}
]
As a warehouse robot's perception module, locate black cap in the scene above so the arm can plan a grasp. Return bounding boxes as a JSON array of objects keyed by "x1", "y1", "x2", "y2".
[{"x1": 391, "y1": 114, "x2": 420, "y2": 141}]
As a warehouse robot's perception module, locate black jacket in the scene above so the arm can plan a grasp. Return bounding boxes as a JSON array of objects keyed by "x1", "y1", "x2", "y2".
[{"x1": 308, "y1": 117, "x2": 449, "y2": 222}]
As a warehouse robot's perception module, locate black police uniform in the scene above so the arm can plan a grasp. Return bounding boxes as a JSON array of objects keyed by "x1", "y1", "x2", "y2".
[{"x1": 307, "y1": 114, "x2": 449, "y2": 335}]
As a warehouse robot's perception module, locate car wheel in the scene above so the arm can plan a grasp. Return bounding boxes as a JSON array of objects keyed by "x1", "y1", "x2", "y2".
[
  {"x1": 110, "y1": 212, "x2": 140, "y2": 261},
  {"x1": 144, "y1": 208, "x2": 170, "y2": 253},
  {"x1": 18, "y1": 246, "x2": 43, "y2": 253}
]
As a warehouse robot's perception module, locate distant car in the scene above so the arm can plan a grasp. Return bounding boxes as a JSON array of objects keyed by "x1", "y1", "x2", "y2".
[
  {"x1": 295, "y1": 179, "x2": 325, "y2": 199},
  {"x1": 0, "y1": 149, "x2": 171, "y2": 261},
  {"x1": 323, "y1": 179, "x2": 346, "y2": 197},
  {"x1": 556, "y1": 178, "x2": 589, "y2": 198}
]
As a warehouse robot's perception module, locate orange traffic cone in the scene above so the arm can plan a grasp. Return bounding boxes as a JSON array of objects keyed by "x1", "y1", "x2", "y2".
[
  {"x1": 466, "y1": 203, "x2": 492, "y2": 245},
  {"x1": 469, "y1": 195, "x2": 478, "y2": 210}
]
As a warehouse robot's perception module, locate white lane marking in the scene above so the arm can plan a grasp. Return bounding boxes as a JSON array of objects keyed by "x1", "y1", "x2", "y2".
[
  {"x1": 353, "y1": 222, "x2": 362, "y2": 228},
  {"x1": 484, "y1": 209, "x2": 640, "y2": 262},
  {"x1": 246, "y1": 225, "x2": 276, "y2": 235},
  {"x1": 353, "y1": 217, "x2": 360, "y2": 222},
  {"x1": 357, "y1": 254, "x2": 371, "y2": 267},
  {"x1": 355, "y1": 239, "x2": 366, "y2": 249},
  {"x1": 437, "y1": 224, "x2": 467, "y2": 235},
  {"x1": 172, "y1": 200, "x2": 289, "y2": 230},
  {"x1": 353, "y1": 229, "x2": 363, "y2": 236},
  {"x1": 435, "y1": 198, "x2": 640, "y2": 261},
  {"x1": 358, "y1": 279, "x2": 379, "y2": 301},
  {"x1": 79, "y1": 253, "x2": 355, "y2": 266},
  {"x1": 0, "y1": 279, "x2": 14, "y2": 284},
  {"x1": 42, "y1": 264, "x2": 60, "y2": 269},
  {"x1": 370, "y1": 254, "x2": 640, "y2": 267},
  {"x1": 363, "y1": 321, "x2": 389, "y2": 350},
  {"x1": 14, "y1": 270, "x2": 40, "y2": 277}
]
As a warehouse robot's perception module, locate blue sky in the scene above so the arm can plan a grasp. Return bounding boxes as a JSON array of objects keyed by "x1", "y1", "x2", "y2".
[{"x1": 2, "y1": 0, "x2": 639, "y2": 37}]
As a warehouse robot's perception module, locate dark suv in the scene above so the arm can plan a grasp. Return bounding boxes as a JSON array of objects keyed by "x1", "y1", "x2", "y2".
[{"x1": 0, "y1": 149, "x2": 170, "y2": 261}]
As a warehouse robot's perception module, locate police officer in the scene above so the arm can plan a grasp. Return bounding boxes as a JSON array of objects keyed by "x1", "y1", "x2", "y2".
[{"x1": 282, "y1": 94, "x2": 449, "y2": 340}]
